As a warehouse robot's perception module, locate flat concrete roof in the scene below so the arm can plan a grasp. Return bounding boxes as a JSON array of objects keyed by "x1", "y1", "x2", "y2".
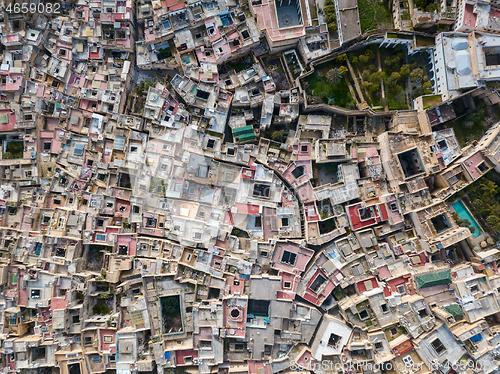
[
  {"x1": 337, "y1": 0, "x2": 358, "y2": 9},
  {"x1": 339, "y1": 9, "x2": 361, "y2": 42}
]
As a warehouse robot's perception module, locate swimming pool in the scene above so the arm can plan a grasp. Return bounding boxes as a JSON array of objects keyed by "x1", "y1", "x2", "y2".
[{"x1": 452, "y1": 200, "x2": 482, "y2": 238}]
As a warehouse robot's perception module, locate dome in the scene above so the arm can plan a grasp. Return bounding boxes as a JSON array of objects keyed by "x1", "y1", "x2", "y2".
[
  {"x1": 455, "y1": 50, "x2": 472, "y2": 75},
  {"x1": 452, "y1": 39, "x2": 469, "y2": 50}
]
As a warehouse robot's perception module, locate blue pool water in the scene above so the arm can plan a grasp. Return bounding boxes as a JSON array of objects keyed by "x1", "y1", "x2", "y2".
[{"x1": 452, "y1": 200, "x2": 482, "y2": 238}]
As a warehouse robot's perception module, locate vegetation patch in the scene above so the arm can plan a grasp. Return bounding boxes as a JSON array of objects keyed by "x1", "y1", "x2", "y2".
[
  {"x1": 323, "y1": 0, "x2": 337, "y2": 33},
  {"x1": 319, "y1": 218, "x2": 337, "y2": 234},
  {"x1": 231, "y1": 227, "x2": 250, "y2": 238},
  {"x1": 463, "y1": 175, "x2": 500, "y2": 238},
  {"x1": 303, "y1": 56, "x2": 355, "y2": 108},
  {"x1": 3, "y1": 140, "x2": 24, "y2": 159},
  {"x1": 134, "y1": 80, "x2": 156, "y2": 95},
  {"x1": 422, "y1": 94, "x2": 442, "y2": 109},
  {"x1": 357, "y1": 0, "x2": 392, "y2": 34},
  {"x1": 225, "y1": 56, "x2": 253, "y2": 73},
  {"x1": 446, "y1": 103, "x2": 492, "y2": 147},
  {"x1": 93, "y1": 300, "x2": 112, "y2": 315},
  {"x1": 452, "y1": 212, "x2": 476, "y2": 235},
  {"x1": 158, "y1": 44, "x2": 173, "y2": 61},
  {"x1": 413, "y1": 0, "x2": 439, "y2": 12},
  {"x1": 160, "y1": 295, "x2": 183, "y2": 334}
]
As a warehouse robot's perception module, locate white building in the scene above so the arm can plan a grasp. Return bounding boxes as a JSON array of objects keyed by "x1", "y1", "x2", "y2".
[
  {"x1": 434, "y1": 32, "x2": 478, "y2": 100},
  {"x1": 310, "y1": 314, "x2": 352, "y2": 360}
]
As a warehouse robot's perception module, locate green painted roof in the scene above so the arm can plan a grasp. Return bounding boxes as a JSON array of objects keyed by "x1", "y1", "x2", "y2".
[
  {"x1": 444, "y1": 303, "x2": 463, "y2": 318},
  {"x1": 235, "y1": 133, "x2": 256, "y2": 143},
  {"x1": 232, "y1": 125, "x2": 254, "y2": 136},
  {"x1": 415, "y1": 270, "x2": 451, "y2": 288}
]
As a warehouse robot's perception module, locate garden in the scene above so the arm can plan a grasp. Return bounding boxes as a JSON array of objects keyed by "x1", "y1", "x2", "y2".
[
  {"x1": 224, "y1": 55, "x2": 254, "y2": 73},
  {"x1": 322, "y1": 0, "x2": 338, "y2": 33},
  {"x1": 92, "y1": 294, "x2": 113, "y2": 315},
  {"x1": 413, "y1": 0, "x2": 440, "y2": 12},
  {"x1": 302, "y1": 55, "x2": 357, "y2": 108},
  {"x1": 157, "y1": 42, "x2": 173, "y2": 61},
  {"x1": 160, "y1": 295, "x2": 183, "y2": 334},
  {"x1": 460, "y1": 172, "x2": 500, "y2": 240},
  {"x1": 357, "y1": 0, "x2": 393, "y2": 33},
  {"x1": 301, "y1": 42, "x2": 434, "y2": 110},
  {"x1": 350, "y1": 44, "x2": 432, "y2": 110},
  {"x1": 3, "y1": 140, "x2": 24, "y2": 159},
  {"x1": 444, "y1": 100, "x2": 500, "y2": 147}
]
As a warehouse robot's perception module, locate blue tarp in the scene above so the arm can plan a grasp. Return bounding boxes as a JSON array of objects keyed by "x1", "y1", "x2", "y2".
[{"x1": 470, "y1": 333, "x2": 482, "y2": 342}]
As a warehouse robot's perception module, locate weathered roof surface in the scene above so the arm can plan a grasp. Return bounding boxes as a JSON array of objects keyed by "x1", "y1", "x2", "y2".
[
  {"x1": 445, "y1": 303, "x2": 463, "y2": 318},
  {"x1": 415, "y1": 270, "x2": 451, "y2": 288}
]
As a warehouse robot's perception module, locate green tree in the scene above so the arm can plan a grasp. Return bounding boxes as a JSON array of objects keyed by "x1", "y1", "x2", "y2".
[
  {"x1": 328, "y1": 22, "x2": 337, "y2": 32},
  {"x1": 470, "y1": 104, "x2": 486, "y2": 125},
  {"x1": 426, "y1": 3, "x2": 438, "y2": 11},
  {"x1": 413, "y1": 0, "x2": 428, "y2": 10},
  {"x1": 368, "y1": 72, "x2": 380, "y2": 83},
  {"x1": 362, "y1": 81, "x2": 371, "y2": 90},
  {"x1": 336, "y1": 54, "x2": 347, "y2": 63},
  {"x1": 472, "y1": 198, "x2": 485, "y2": 212},
  {"x1": 385, "y1": 55, "x2": 402, "y2": 68},
  {"x1": 413, "y1": 86, "x2": 424, "y2": 97},
  {"x1": 368, "y1": 83, "x2": 380, "y2": 93},
  {"x1": 400, "y1": 65, "x2": 410, "y2": 78},
  {"x1": 339, "y1": 66, "x2": 348, "y2": 75},
  {"x1": 162, "y1": 296, "x2": 180, "y2": 316},
  {"x1": 359, "y1": 55, "x2": 369, "y2": 64},
  {"x1": 352, "y1": 56, "x2": 359, "y2": 65},
  {"x1": 480, "y1": 180, "x2": 499, "y2": 198},
  {"x1": 368, "y1": 71, "x2": 385, "y2": 83},
  {"x1": 463, "y1": 121, "x2": 474, "y2": 129},
  {"x1": 327, "y1": 68, "x2": 343, "y2": 84},
  {"x1": 271, "y1": 130, "x2": 286, "y2": 142},
  {"x1": 326, "y1": 13, "x2": 336, "y2": 24},
  {"x1": 487, "y1": 215, "x2": 500, "y2": 231},
  {"x1": 323, "y1": 5, "x2": 336, "y2": 15},
  {"x1": 388, "y1": 72, "x2": 401, "y2": 87},
  {"x1": 423, "y1": 81, "x2": 432, "y2": 89},
  {"x1": 410, "y1": 68, "x2": 424, "y2": 82}
]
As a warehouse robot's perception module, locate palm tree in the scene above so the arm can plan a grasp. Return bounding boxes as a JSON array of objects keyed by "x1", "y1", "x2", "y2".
[
  {"x1": 326, "y1": 68, "x2": 343, "y2": 85},
  {"x1": 480, "y1": 180, "x2": 499, "y2": 198}
]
